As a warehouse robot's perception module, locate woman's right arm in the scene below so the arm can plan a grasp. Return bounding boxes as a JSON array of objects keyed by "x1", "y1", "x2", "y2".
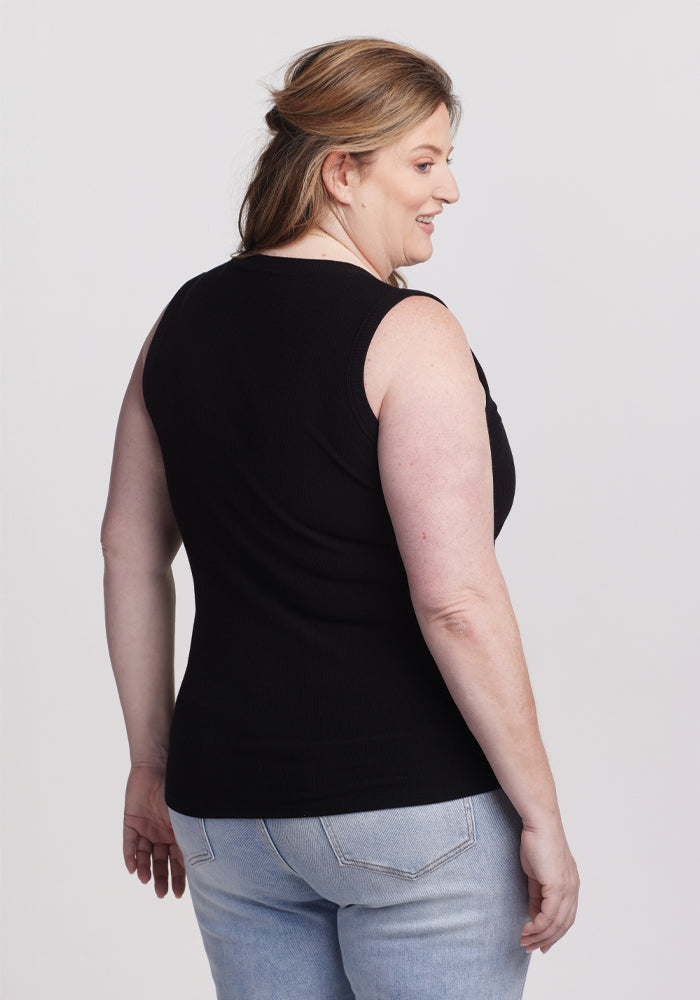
[{"x1": 371, "y1": 295, "x2": 579, "y2": 954}]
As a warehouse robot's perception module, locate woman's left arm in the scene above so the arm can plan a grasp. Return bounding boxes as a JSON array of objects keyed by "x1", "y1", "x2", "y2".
[{"x1": 101, "y1": 313, "x2": 186, "y2": 898}]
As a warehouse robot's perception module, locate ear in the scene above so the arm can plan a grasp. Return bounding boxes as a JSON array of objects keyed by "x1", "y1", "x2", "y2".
[{"x1": 321, "y1": 151, "x2": 361, "y2": 206}]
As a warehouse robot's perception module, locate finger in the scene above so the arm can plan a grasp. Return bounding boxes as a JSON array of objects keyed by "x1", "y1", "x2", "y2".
[
  {"x1": 123, "y1": 824, "x2": 138, "y2": 874},
  {"x1": 538, "y1": 909, "x2": 575, "y2": 955},
  {"x1": 152, "y1": 842, "x2": 170, "y2": 898},
  {"x1": 169, "y1": 845, "x2": 187, "y2": 899},
  {"x1": 521, "y1": 898, "x2": 561, "y2": 950},
  {"x1": 521, "y1": 909, "x2": 558, "y2": 944},
  {"x1": 521, "y1": 906, "x2": 554, "y2": 939},
  {"x1": 136, "y1": 835, "x2": 153, "y2": 884},
  {"x1": 549, "y1": 895, "x2": 579, "y2": 946},
  {"x1": 522, "y1": 896, "x2": 577, "y2": 952},
  {"x1": 523, "y1": 883, "x2": 564, "y2": 929}
]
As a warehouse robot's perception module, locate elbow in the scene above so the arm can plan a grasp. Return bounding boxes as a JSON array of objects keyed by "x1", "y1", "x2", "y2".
[
  {"x1": 100, "y1": 513, "x2": 120, "y2": 561},
  {"x1": 100, "y1": 530, "x2": 134, "y2": 569},
  {"x1": 420, "y1": 600, "x2": 490, "y2": 642},
  {"x1": 100, "y1": 508, "x2": 130, "y2": 562},
  {"x1": 100, "y1": 512, "x2": 180, "y2": 571},
  {"x1": 412, "y1": 582, "x2": 512, "y2": 639},
  {"x1": 433, "y1": 605, "x2": 483, "y2": 638}
]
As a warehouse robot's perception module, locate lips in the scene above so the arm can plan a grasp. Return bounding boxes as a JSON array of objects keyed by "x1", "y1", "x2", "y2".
[{"x1": 416, "y1": 215, "x2": 436, "y2": 234}]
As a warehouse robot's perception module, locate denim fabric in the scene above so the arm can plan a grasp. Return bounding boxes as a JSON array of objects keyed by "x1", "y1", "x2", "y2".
[{"x1": 169, "y1": 789, "x2": 530, "y2": 1000}]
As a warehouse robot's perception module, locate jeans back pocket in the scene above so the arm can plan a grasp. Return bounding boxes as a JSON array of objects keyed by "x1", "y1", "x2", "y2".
[
  {"x1": 320, "y1": 796, "x2": 476, "y2": 880},
  {"x1": 168, "y1": 809, "x2": 215, "y2": 866}
]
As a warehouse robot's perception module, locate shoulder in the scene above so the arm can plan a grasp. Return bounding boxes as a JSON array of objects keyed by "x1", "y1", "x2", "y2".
[
  {"x1": 371, "y1": 291, "x2": 475, "y2": 374},
  {"x1": 157, "y1": 259, "x2": 235, "y2": 320},
  {"x1": 364, "y1": 291, "x2": 483, "y2": 418},
  {"x1": 377, "y1": 288, "x2": 457, "y2": 329},
  {"x1": 139, "y1": 260, "x2": 231, "y2": 370}
]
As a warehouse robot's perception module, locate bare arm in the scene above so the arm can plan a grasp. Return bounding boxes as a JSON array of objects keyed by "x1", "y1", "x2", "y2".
[
  {"x1": 372, "y1": 296, "x2": 579, "y2": 952},
  {"x1": 101, "y1": 313, "x2": 185, "y2": 897}
]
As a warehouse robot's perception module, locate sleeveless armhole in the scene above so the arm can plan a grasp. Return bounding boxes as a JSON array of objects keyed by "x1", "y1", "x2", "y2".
[
  {"x1": 346, "y1": 287, "x2": 448, "y2": 441},
  {"x1": 142, "y1": 274, "x2": 202, "y2": 386}
]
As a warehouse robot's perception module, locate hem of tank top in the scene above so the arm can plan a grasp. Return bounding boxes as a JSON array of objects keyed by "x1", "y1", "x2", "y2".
[{"x1": 163, "y1": 777, "x2": 503, "y2": 820}]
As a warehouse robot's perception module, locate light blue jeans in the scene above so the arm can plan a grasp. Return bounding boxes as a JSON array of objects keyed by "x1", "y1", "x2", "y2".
[{"x1": 169, "y1": 789, "x2": 530, "y2": 1000}]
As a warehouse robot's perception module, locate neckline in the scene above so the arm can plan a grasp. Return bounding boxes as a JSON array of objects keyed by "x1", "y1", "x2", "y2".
[{"x1": 234, "y1": 252, "x2": 385, "y2": 281}]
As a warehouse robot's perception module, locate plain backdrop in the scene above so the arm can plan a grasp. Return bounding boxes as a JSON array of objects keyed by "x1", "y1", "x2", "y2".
[{"x1": 2, "y1": 1, "x2": 698, "y2": 997}]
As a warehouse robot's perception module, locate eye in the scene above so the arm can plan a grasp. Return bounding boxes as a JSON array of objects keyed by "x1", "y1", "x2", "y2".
[{"x1": 416, "y1": 159, "x2": 454, "y2": 173}]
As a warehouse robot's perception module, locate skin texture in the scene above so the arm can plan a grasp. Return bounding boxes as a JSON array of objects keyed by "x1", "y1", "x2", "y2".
[
  {"x1": 102, "y1": 102, "x2": 579, "y2": 948},
  {"x1": 366, "y1": 292, "x2": 579, "y2": 953},
  {"x1": 264, "y1": 103, "x2": 459, "y2": 280}
]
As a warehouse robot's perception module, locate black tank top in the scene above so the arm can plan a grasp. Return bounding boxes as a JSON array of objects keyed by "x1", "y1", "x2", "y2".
[{"x1": 143, "y1": 254, "x2": 516, "y2": 818}]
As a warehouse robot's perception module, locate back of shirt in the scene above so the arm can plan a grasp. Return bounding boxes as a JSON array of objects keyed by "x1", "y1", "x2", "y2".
[{"x1": 143, "y1": 253, "x2": 515, "y2": 818}]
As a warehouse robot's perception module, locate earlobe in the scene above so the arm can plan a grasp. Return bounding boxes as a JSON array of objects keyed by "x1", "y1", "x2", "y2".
[{"x1": 321, "y1": 151, "x2": 357, "y2": 206}]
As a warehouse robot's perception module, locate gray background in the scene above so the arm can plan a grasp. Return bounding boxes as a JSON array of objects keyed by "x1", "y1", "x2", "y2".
[{"x1": 2, "y1": 0, "x2": 698, "y2": 996}]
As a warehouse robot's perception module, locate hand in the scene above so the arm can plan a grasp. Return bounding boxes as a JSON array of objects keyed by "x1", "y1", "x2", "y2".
[
  {"x1": 519, "y1": 821, "x2": 579, "y2": 954},
  {"x1": 123, "y1": 764, "x2": 186, "y2": 898}
]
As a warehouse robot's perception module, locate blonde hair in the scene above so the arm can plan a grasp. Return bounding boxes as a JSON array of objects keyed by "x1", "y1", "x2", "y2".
[{"x1": 234, "y1": 37, "x2": 461, "y2": 287}]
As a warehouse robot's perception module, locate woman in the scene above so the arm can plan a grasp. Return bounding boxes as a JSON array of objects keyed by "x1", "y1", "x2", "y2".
[{"x1": 102, "y1": 37, "x2": 578, "y2": 1000}]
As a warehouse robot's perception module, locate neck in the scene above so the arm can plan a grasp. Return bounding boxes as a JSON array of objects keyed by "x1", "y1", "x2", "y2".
[
  {"x1": 306, "y1": 222, "x2": 387, "y2": 281},
  {"x1": 259, "y1": 223, "x2": 390, "y2": 282}
]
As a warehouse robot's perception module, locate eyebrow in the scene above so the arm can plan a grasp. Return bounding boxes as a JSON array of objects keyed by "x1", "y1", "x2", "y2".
[{"x1": 409, "y1": 144, "x2": 454, "y2": 156}]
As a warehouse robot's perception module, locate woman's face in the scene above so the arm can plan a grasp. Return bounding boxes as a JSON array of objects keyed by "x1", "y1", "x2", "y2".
[{"x1": 345, "y1": 103, "x2": 459, "y2": 277}]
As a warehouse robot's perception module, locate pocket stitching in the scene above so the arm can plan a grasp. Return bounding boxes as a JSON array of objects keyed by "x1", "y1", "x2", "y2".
[
  {"x1": 257, "y1": 819, "x2": 302, "y2": 877},
  {"x1": 321, "y1": 797, "x2": 477, "y2": 880},
  {"x1": 188, "y1": 817, "x2": 215, "y2": 866}
]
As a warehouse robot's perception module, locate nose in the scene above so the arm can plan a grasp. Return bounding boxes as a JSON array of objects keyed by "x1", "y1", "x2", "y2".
[{"x1": 434, "y1": 166, "x2": 460, "y2": 205}]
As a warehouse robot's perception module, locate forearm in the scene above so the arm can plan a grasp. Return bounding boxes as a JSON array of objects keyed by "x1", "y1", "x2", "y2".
[
  {"x1": 415, "y1": 592, "x2": 560, "y2": 831},
  {"x1": 103, "y1": 554, "x2": 176, "y2": 767}
]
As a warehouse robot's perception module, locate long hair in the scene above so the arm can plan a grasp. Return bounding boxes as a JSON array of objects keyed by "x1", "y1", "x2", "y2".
[{"x1": 234, "y1": 38, "x2": 461, "y2": 287}]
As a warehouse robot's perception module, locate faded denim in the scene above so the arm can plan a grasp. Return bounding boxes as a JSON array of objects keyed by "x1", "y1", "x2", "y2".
[{"x1": 169, "y1": 789, "x2": 530, "y2": 1000}]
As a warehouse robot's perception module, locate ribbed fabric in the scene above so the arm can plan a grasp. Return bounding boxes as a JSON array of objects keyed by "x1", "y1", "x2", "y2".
[{"x1": 142, "y1": 254, "x2": 516, "y2": 818}]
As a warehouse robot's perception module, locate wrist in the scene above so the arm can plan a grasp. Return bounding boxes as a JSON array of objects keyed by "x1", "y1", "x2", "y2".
[
  {"x1": 511, "y1": 777, "x2": 561, "y2": 831},
  {"x1": 128, "y1": 737, "x2": 169, "y2": 771},
  {"x1": 521, "y1": 803, "x2": 564, "y2": 833},
  {"x1": 130, "y1": 757, "x2": 168, "y2": 771}
]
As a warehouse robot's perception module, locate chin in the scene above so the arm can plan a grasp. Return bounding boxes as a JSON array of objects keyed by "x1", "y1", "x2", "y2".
[{"x1": 404, "y1": 245, "x2": 434, "y2": 267}]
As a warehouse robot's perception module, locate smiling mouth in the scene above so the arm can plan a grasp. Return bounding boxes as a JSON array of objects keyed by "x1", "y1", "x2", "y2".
[{"x1": 416, "y1": 215, "x2": 436, "y2": 233}]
